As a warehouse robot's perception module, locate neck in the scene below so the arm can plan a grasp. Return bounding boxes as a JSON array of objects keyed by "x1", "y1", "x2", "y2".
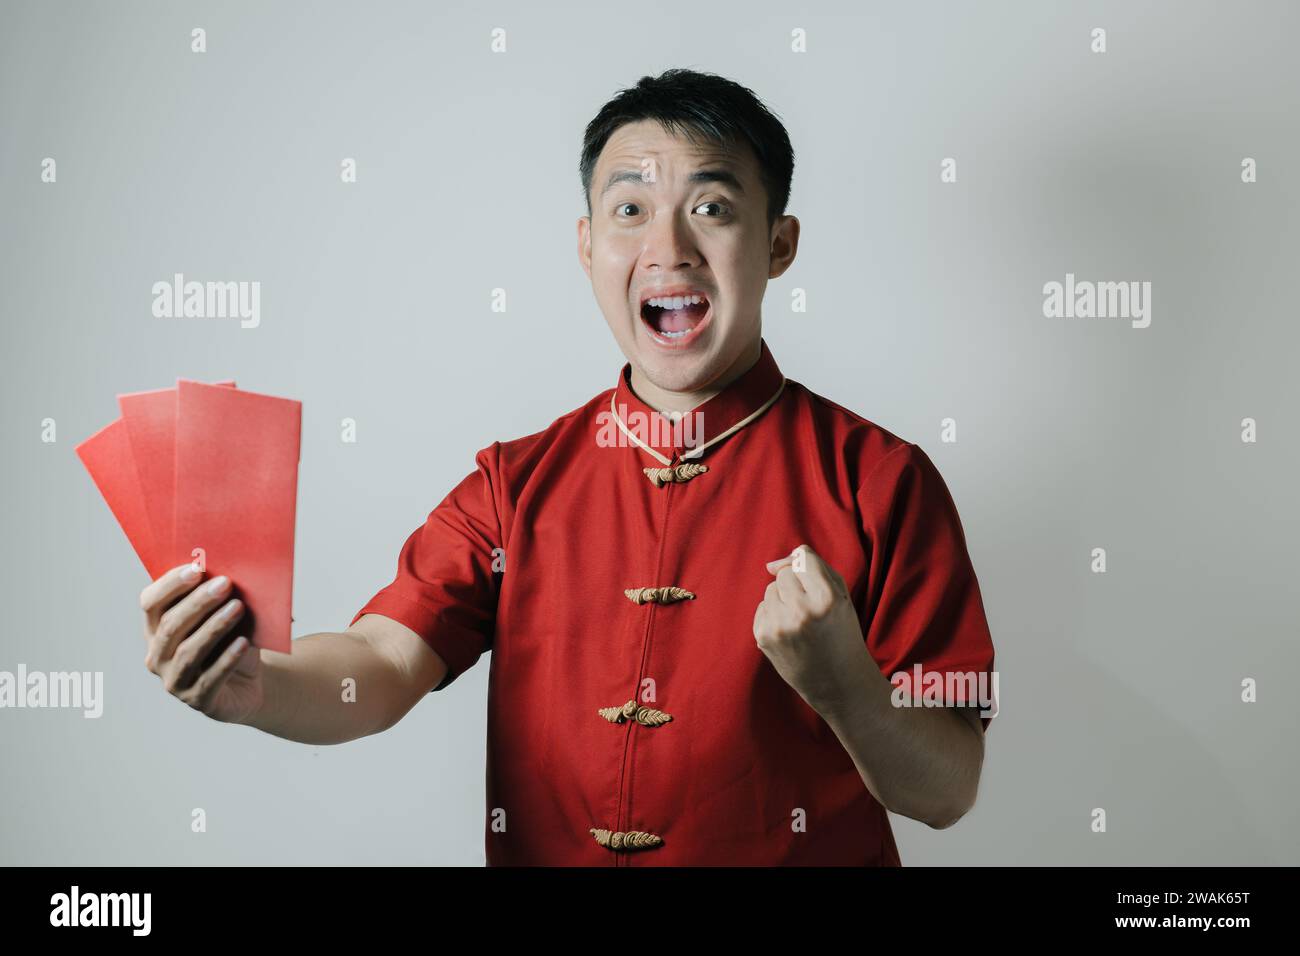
[{"x1": 629, "y1": 337, "x2": 762, "y2": 416}]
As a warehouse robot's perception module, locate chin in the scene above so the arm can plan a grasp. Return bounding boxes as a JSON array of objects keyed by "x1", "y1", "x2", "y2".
[{"x1": 632, "y1": 345, "x2": 726, "y2": 393}]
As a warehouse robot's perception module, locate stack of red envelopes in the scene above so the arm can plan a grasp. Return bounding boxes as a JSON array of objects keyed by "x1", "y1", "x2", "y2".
[{"x1": 75, "y1": 379, "x2": 301, "y2": 654}]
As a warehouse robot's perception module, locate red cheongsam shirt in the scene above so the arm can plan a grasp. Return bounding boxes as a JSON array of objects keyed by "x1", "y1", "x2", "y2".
[{"x1": 351, "y1": 337, "x2": 996, "y2": 866}]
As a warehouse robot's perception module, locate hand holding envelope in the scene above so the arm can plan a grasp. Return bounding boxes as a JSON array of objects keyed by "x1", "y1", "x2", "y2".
[{"x1": 75, "y1": 380, "x2": 301, "y2": 654}]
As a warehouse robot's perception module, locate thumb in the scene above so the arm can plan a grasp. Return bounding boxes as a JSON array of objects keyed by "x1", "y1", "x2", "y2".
[{"x1": 765, "y1": 546, "x2": 802, "y2": 573}]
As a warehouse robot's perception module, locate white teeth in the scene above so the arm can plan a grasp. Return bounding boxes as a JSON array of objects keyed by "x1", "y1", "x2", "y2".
[
  {"x1": 657, "y1": 328, "x2": 691, "y2": 339},
  {"x1": 647, "y1": 294, "x2": 706, "y2": 309}
]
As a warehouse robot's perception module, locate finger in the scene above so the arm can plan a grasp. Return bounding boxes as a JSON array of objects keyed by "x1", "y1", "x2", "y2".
[
  {"x1": 188, "y1": 635, "x2": 251, "y2": 710},
  {"x1": 799, "y1": 559, "x2": 839, "y2": 608},
  {"x1": 752, "y1": 599, "x2": 787, "y2": 642},
  {"x1": 786, "y1": 545, "x2": 840, "y2": 605},
  {"x1": 765, "y1": 544, "x2": 822, "y2": 575},
  {"x1": 169, "y1": 597, "x2": 245, "y2": 691},
  {"x1": 808, "y1": 550, "x2": 850, "y2": 599},
  {"x1": 140, "y1": 562, "x2": 206, "y2": 633},
  {"x1": 148, "y1": 575, "x2": 233, "y2": 670},
  {"x1": 774, "y1": 566, "x2": 805, "y2": 604},
  {"x1": 764, "y1": 548, "x2": 798, "y2": 573}
]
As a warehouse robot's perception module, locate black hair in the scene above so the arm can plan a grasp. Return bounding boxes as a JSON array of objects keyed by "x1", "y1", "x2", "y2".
[{"x1": 580, "y1": 68, "x2": 795, "y2": 227}]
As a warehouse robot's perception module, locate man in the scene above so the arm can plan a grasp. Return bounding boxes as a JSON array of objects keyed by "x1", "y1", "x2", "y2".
[{"x1": 139, "y1": 69, "x2": 996, "y2": 865}]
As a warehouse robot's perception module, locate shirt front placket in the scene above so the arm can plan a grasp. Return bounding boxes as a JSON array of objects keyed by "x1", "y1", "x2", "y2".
[
  {"x1": 588, "y1": 348, "x2": 785, "y2": 863},
  {"x1": 590, "y1": 408, "x2": 709, "y2": 862}
]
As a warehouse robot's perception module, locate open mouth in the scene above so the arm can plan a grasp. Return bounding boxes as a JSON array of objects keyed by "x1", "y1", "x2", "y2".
[{"x1": 639, "y1": 290, "x2": 713, "y2": 346}]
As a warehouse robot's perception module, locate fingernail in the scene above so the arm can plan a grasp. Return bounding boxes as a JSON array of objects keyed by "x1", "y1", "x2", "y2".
[
  {"x1": 205, "y1": 575, "x2": 229, "y2": 596},
  {"x1": 179, "y1": 564, "x2": 200, "y2": 582}
]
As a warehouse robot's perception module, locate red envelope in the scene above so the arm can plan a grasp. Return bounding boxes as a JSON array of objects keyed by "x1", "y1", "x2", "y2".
[
  {"x1": 175, "y1": 380, "x2": 301, "y2": 654},
  {"x1": 118, "y1": 381, "x2": 235, "y2": 568},
  {"x1": 75, "y1": 418, "x2": 167, "y2": 578},
  {"x1": 78, "y1": 379, "x2": 237, "y2": 579}
]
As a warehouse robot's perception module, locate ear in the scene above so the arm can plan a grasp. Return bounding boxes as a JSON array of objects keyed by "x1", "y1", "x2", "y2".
[
  {"x1": 768, "y1": 214, "x2": 800, "y2": 280},
  {"x1": 577, "y1": 216, "x2": 593, "y2": 280}
]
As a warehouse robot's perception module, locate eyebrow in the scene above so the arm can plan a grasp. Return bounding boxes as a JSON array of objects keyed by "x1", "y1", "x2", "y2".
[{"x1": 600, "y1": 167, "x2": 746, "y2": 197}]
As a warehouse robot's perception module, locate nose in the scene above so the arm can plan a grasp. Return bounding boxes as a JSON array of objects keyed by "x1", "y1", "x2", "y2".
[{"x1": 641, "y1": 208, "x2": 701, "y2": 271}]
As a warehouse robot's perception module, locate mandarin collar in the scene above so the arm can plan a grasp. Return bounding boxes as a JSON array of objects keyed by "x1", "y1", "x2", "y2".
[{"x1": 609, "y1": 337, "x2": 786, "y2": 465}]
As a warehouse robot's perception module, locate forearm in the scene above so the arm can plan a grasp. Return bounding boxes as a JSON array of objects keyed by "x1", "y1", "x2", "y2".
[
  {"x1": 815, "y1": 659, "x2": 984, "y2": 828},
  {"x1": 236, "y1": 631, "x2": 416, "y2": 745}
]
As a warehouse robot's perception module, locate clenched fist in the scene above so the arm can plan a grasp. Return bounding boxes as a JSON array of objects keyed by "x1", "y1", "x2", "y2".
[{"x1": 753, "y1": 544, "x2": 871, "y2": 715}]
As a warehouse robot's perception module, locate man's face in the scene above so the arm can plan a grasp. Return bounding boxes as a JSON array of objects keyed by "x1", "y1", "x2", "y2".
[{"x1": 579, "y1": 119, "x2": 798, "y2": 395}]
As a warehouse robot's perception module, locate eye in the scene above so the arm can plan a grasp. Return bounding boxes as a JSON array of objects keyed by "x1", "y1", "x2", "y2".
[
  {"x1": 615, "y1": 202, "x2": 642, "y2": 217},
  {"x1": 694, "y1": 201, "x2": 730, "y2": 217}
]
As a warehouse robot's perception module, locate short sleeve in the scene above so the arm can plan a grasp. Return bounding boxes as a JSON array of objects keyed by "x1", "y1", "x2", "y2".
[
  {"x1": 350, "y1": 445, "x2": 504, "y2": 692},
  {"x1": 857, "y1": 443, "x2": 997, "y2": 732}
]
